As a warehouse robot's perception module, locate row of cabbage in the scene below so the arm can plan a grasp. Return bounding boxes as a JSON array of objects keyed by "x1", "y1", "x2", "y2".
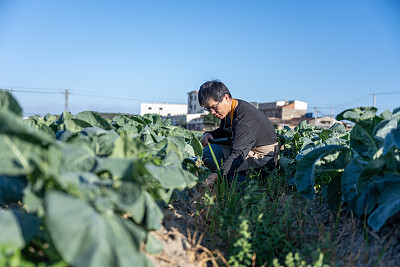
[
  {"x1": 279, "y1": 106, "x2": 400, "y2": 230},
  {"x1": 0, "y1": 91, "x2": 202, "y2": 266}
]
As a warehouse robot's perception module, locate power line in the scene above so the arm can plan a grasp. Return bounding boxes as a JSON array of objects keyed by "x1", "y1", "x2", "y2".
[
  {"x1": 374, "y1": 91, "x2": 400, "y2": 95},
  {"x1": 0, "y1": 86, "x2": 65, "y2": 91},
  {"x1": 1, "y1": 86, "x2": 184, "y2": 103},
  {"x1": 73, "y1": 92, "x2": 185, "y2": 103},
  {"x1": 74, "y1": 90, "x2": 184, "y2": 102},
  {"x1": 7, "y1": 89, "x2": 63, "y2": 95}
]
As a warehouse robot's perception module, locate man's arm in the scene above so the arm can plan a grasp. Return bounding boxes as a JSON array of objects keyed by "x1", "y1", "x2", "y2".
[
  {"x1": 201, "y1": 118, "x2": 230, "y2": 147},
  {"x1": 206, "y1": 118, "x2": 229, "y2": 138},
  {"x1": 222, "y1": 121, "x2": 255, "y2": 175}
]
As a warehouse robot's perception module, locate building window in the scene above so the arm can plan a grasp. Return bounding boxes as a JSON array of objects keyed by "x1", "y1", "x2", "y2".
[
  {"x1": 159, "y1": 107, "x2": 163, "y2": 110},
  {"x1": 194, "y1": 104, "x2": 196, "y2": 110},
  {"x1": 148, "y1": 107, "x2": 152, "y2": 110}
]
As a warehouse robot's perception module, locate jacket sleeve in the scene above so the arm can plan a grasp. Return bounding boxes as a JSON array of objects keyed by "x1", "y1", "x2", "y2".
[
  {"x1": 205, "y1": 118, "x2": 230, "y2": 139},
  {"x1": 222, "y1": 116, "x2": 256, "y2": 175}
]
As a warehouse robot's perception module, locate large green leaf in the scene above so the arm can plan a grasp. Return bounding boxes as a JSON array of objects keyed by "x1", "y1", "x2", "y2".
[
  {"x1": 157, "y1": 136, "x2": 196, "y2": 159},
  {"x1": 373, "y1": 112, "x2": 400, "y2": 142},
  {"x1": 0, "y1": 209, "x2": 40, "y2": 249},
  {"x1": 118, "y1": 123, "x2": 140, "y2": 135},
  {"x1": 60, "y1": 143, "x2": 96, "y2": 172},
  {"x1": 354, "y1": 174, "x2": 400, "y2": 217},
  {"x1": 0, "y1": 176, "x2": 26, "y2": 205},
  {"x1": 329, "y1": 122, "x2": 346, "y2": 134},
  {"x1": 145, "y1": 164, "x2": 198, "y2": 191},
  {"x1": 190, "y1": 134, "x2": 203, "y2": 158},
  {"x1": 0, "y1": 90, "x2": 23, "y2": 116},
  {"x1": 336, "y1": 107, "x2": 378, "y2": 124},
  {"x1": 0, "y1": 210, "x2": 26, "y2": 249},
  {"x1": 75, "y1": 111, "x2": 112, "y2": 130},
  {"x1": 94, "y1": 158, "x2": 134, "y2": 180},
  {"x1": 0, "y1": 109, "x2": 53, "y2": 145},
  {"x1": 283, "y1": 129, "x2": 295, "y2": 141},
  {"x1": 350, "y1": 124, "x2": 378, "y2": 160},
  {"x1": 0, "y1": 134, "x2": 49, "y2": 176},
  {"x1": 379, "y1": 109, "x2": 393, "y2": 120},
  {"x1": 312, "y1": 148, "x2": 352, "y2": 181},
  {"x1": 81, "y1": 127, "x2": 119, "y2": 156},
  {"x1": 327, "y1": 173, "x2": 342, "y2": 215},
  {"x1": 62, "y1": 118, "x2": 92, "y2": 133},
  {"x1": 109, "y1": 136, "x2": 150, "y2": 158},
  {"x1": 295, "y1": 145, "x2": 342, "y2": 199},
  {"x1": 141, "y1": 125, "x2": 164, "y2": 144},
  {"x1": 112, "y1": 114, "x2": 141, "y2": 127},
  {"x1": 113, "y1": 185, "x2": 164, "y2": 230},
  {"x1": 341, "y1": 157, "x2": 368, "y2": 209},
  {"x1": 295, "y1": 120, "x2": 309, "y2": 131},
  {"x1": 356, "y1": 148, "x2": 399, "y2": 192},
  {"x1": 56, "y1": 111, "x2": 73, "y2": 123},
  {"x1": 312, "y1": 148, "x2": 352, "y2": 213},
  {"x1": 368, "y1": 182, "x2": 400, "y2": 230},
  {"x1": 45, "y1": 192, "x2": 152, "y2": 267},
  {"x1": 154, "y1": 138, "x2": 183, "y2": 160},
  {"x1": 296, "y1": 142, "x2": 325, "y2": 161},
  {"x1": 383, "y1": 127, "x2": 400, "y2": 155},
  {"x1": 142, "y1": 114, "x2": 163, "y2": 125},
  {"x1": 24, "y1": 114, "x2": 58, "y2": 136}
]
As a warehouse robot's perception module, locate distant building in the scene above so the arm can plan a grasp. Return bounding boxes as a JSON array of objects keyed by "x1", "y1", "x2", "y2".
[
  {"x1": 309, "y1": 116, "x2": 341, "y2": 129},
  {"x1": 187, "y1": 90, "x2": 207, "y2": 114},
  {"x1": 140, "y1": 103, "x2": 187, "y2": 117},
  {"x1": 258, "y1": 100, "x2": 308, "y2": 120},
  {"x1": 140, "y1": 103, "x2": 187, "y2": 126},
  {"x1": 186, "y1": 91, "x2": 213, "y2": 131}
]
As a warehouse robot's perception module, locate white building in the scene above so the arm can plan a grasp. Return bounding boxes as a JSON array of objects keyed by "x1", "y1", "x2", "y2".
[
  {"x1": 258, "y1": 100, "x2": 308, "y2": 120},
  {"x1": 140, "y1": 103, "x2": 187, "y2": 117},
  {"x1": 187, "y1": 90, "x2": 207, "y2": 114},
  {"x1": 186, "y1": 90, "x2": 215, "y2": 131}
]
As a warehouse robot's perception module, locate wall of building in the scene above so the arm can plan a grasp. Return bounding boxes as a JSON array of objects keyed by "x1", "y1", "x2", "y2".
[
  {"x1": 282, "y1": 107, "x2": 307, "y2": 120},
  {"x1": 261, "y1": 108, "x2": 282, "y2": 118},
  {"x1": 293, "y1": 100, "x2": 307, "y2": 110},
  {"x1": 259, "y1": 102, "x2": 278, "y2": 110},
  {"x1": 164, "y1": 115, "x2": 187, "y2": 126},
  {"x1": 187, "y1": 91, "x2": 207, "y2": 114},
  {"x1": 140, "y1": 103, "x2": 187, "y2": 116}
]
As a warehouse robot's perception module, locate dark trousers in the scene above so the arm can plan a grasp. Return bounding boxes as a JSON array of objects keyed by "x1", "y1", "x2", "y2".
[{"x1": 202, "y1": 144, "x2": 247, "y2": 184}]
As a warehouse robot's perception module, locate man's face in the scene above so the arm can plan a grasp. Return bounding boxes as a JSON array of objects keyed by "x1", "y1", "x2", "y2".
[{"x1": 205, "y1": 94, "x2": 230, "y2": 119}]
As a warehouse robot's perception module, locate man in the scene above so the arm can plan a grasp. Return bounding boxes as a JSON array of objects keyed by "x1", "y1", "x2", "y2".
[{"x1": 198, "y1": 80, "x2": 279, "y2": 187}]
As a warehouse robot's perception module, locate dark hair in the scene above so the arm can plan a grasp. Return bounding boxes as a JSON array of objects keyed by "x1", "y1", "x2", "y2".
[{"x1": 198, "y1": 80, "x2": 232, "y2": 107}]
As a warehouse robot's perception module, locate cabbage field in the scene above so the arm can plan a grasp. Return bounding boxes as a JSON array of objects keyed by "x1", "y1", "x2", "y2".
[
  {"x1": 279, "y1": 106, "x2": 400, "y2": 230},
  {"x1": 0, "y1": 89, "x2": 399, "y2": 266}
]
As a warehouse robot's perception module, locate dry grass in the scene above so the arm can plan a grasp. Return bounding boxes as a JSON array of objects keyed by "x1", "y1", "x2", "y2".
[{"x1": 150, "y1": 177, "x2": 400, "y2": 267}]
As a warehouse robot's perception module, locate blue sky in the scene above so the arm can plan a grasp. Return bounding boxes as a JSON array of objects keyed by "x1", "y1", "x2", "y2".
[{"x1": 0, "y1": 0, "x2": 399, "y2": 117}]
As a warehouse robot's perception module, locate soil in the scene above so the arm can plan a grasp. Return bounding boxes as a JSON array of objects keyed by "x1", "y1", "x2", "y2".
[
  {"x1": 147, "y1": 187, "x2": 400, "y2": 267},
  {"x1": 146, "y1": 188, "x2": 219, "y2": 267}
]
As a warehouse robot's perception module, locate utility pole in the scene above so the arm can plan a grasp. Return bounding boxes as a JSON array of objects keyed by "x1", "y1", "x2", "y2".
[
  {"x1": 330, "y1": 105, "x2": 333, "y2": 118},
  {"x1": 10, "y1": 88, "x2": 13, "y2": 95},
  {"x1": 314, "y1": 106, "x2": 318, "y2": 126},
  {"x1": 63, "y1": 89, "x2": 70, "y2": 112},
  {"x1": 373, "y1": 93, "x2": 376, "y2": 107}
]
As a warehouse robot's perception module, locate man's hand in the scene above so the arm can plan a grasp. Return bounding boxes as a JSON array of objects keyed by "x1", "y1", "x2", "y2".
[
  {"x1": 204, "y1": 172, "x2": 218, "y2": 188},
  {"x1": 201, "y1": 133, "x2": 214, "y2": 147}
]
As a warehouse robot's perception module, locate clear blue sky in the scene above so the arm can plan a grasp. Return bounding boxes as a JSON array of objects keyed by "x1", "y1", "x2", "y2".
[{"x1": 1, "y1": 0, "x2": 399, "y2": 117}]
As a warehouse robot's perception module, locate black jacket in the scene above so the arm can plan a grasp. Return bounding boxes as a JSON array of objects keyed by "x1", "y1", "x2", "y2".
[{"x1": 206, "y1": 99, "x2": 278, "y2": 175}]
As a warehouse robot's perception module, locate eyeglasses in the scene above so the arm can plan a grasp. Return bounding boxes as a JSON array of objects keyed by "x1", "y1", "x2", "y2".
[{"x1": 204, "y1": 102, "x2": 220, "y2": 112}]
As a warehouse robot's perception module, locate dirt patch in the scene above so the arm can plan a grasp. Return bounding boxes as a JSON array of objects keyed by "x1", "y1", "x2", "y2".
[
  {"x1": 148, "y1": 186, "x2": 400, "y2": 267},
  {"x1": 147, "y1": 189, "x2": 223, "y2": 267}
]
